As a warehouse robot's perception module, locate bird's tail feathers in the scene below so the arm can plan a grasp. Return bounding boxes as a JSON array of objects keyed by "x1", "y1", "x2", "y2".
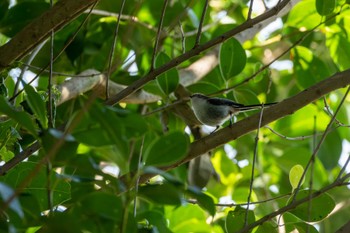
[{"x1": 235, "y1": 102, "x2": 277, "y2": 112}]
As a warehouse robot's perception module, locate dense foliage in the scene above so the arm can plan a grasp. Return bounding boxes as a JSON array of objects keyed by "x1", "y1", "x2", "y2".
[{"x1": 0, "y1": 0, "x2": 350, "y2": 232}]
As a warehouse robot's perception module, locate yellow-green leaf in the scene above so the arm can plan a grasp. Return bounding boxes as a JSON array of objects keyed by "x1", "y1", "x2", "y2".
[{"x1": 289, "y1": 164, "x2": 305, "y2": 191}]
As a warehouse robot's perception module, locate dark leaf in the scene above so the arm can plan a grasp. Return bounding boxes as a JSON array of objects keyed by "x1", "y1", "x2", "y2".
[
  {"x1": 138, "y1": 183, "x2": 182, "y2": 206},
  {"x1": 219, "y1": 37, "x2": 246, "y2": 80},
  {"x1": 145, "y1": 132, "x2": 189, "y2": 167},
  {"x1": 155, "y1": 52, "x2": 179, "y2": 96},
  {"x1": 24, "y1": 84, "x2": 48, "y2": 129},
  {"x1": 316, "y1": 0, "x2": 335, "y2": 16},
  {"x1": 288, "y1": 190, "x2": 335, "y2": 222},
  {"x1": 225, "y1": 206, "x2": 255, "y2": 233}
]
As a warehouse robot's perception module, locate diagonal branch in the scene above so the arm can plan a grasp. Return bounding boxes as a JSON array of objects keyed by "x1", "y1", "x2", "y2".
[
  {"x1": 124, "y1": 69, "x2": 350, "y2": 185},
  {"x1": 105, "y1": 0, "x2": 293, "y2": 105}
]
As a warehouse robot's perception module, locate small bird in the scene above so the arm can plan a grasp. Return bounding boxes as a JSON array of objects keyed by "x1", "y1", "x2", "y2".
[{"x1": 190, "y1": 93, "x2": 275, "y2": 131}]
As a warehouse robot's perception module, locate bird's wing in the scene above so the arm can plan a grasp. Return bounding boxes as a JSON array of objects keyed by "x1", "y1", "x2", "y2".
[{"x1": 207, "y1": 97, "x2": 245, "y2": 107}]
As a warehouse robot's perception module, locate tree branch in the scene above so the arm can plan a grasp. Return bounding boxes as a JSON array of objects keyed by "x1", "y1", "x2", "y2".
[
  {"x1": 105, "y1": 0, "x2": 293, "y2": 105},
  {"x1": 126, "y1": 69, "x2": 350, "y2": 184}
]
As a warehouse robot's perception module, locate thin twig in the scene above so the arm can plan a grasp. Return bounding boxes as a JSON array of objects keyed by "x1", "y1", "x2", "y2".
[
  {"x1": 247, "y1": 0, "x2": 255, "y2": 20},
  {"x1": 307, "y1": 115, "x2": 317, "y2": 232},
  {"x1": 11, "y1": 42, "x2": 46, "y2": 104},
  {"x1": 187, "y1": 192, "x2": 291, "y2": 207},
  {"x1": 48, "y1": 33, "x2": 54, "y2": 128},
  {"x1": 245, "y1": 104, "x2": 265, "y2": 226},
  {"x1": 336, "y1": 155, "x2": 350, "y2": 181},
  {"x1": 86, "y1": 9, "x2": 157, "y2": 32},
  {"x1": 150, "y1": 0, "x2": 169, "y2": 71},
  {"x1": 194, "y1": 0, "x2": 209, "y2": 47},
  {"x1": 323, "y1": 97, "x2": 346, "y2": 126},
  {"x1": 292, "y1": 86, "x2": 350, "y2": 203},
  {"x1": 134, "y1": 135, "x2": 145, "y2": 217},
  {"x1": 45, "y1": 0, "x2": 55, "y2": 214},
  {"x1": 265, "y1": 126, "x2": 314, "y2": 140},
  {"x1": 178, "y1": 21, "x2": 186, "y2": 54},
  {"x1": 105, "y1": 0, "x2": 126, "y2": 100}
]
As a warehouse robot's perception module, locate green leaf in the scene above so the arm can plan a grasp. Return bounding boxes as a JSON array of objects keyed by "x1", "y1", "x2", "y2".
[
  {"x1": 0, "y1": 147, "x2": 14, "y2": 162},
  {"x1": 186, "y1": 187, "x2": 216, "y2": 216},
  {"x1": 122, "y1": 113, "x2": 148, "y2": 139},
  {"x1": 138, "y1": 183, "x2": 182, "y2": 205},
  {"x1": 0, "y1": 1, "x2": 50, "y2": 37},
  {"x1": 78, "y1": 192, "x2": 123, "y2": 220},
  {"x1": 287, "y1": 0, "x2": 322, "y2": 29},
  {"x1": 24, "y1": 84, "x2": 48, "y2": 129},
  {"x1": 0, "y1": 95, "x2": 37, "y2": 136},
  {"x1": 293, "y1": 46, "x2": 331, "y2": 88},
  {"x1": 166, "y1": 204, "x2": 209, "y2": 232},
  {"x1": 326, "y1": 27, "x2": 350, "y2": 70},
  {"x1": 316, "y1": 0, "x2": 335, "y2": 15},
  {"x1": 256, "y1": 222, "x2": 278, "y2": 233},
  {"x1": 155, "y1": 52, "x2": 179, "y2": 96},
  {"x1": 73, "y1": 127, "x2": 113, "y2": 146},
  {"x1": 318, "y1": 130, "x2": 342, "y2": 170},
  {"x1": 225, "y1": 206, "x2": 255, "y2": 233},
  {"x1": 0, "y1": 162, "x2": 71, "y2": 211},
  {"x1": 294, "y1": 222, "x2": 319, "y2": 233},
  {"x1": 137, "y1": 211, "x2": 172, "y2": 233},
  {"x1": 283, "y1": 212, "x2": 319, "y2": 233},
  {"x1": 145, "y1": 132, "x2": 189, "y2": 167},
  {"x1": 289, "y1": 164, "x2": 305, "y2": 192},
  {"x1": 41, "y1": 129, "x2": 79, "y2": 164},
  {"x1": 288, "y1": 190, "x2": 335, "y2": 222},
  {"x1": 0, "y1": 0, "x2": 9, "y2": 22},
  {"x1": 219, "y1": 37, "x2": 246, "y2": 80},
  {"x1": 88, "y1": 104, "x2": 128, "y2": 157}
]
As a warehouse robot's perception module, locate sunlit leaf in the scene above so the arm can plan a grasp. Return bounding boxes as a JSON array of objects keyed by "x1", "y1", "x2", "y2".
[
  {"x1": 289, "y1": 164, "x2": 305, "y2": 192},
  {"x1": 287, "y1": 0, "x2": 322, "y2": 29},
  {"x1": 292, "y1": 46, "x2": 331, "y2": 88},
  {"x1": 326, "y1": 27, "x2": 350, "y2": 70},
  {"x1": 0, "y1": 146, "x2": 14, "y2": 162},
  {"x1": 166, "y1": 204, "x2": 208, "y2": 232}
]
